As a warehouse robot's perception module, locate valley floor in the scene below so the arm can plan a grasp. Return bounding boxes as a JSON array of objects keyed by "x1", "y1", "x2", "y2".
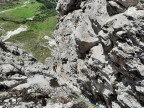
[{"x1": 0, "y1": 0, "x2": 57, "y2": 63}]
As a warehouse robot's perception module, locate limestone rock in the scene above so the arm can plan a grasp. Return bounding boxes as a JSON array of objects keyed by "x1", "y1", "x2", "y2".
[
  {"x1": 0, "y1": 42, "x2": 77, "y2": 108},
  {"x1": 54, "y1": 0, "x2": 144, "y2": 108}
]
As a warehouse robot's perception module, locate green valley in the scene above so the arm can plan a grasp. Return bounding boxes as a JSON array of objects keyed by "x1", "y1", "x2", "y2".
[{"x1": 0, "y1": 0, "x2": 57, "y2": 63}]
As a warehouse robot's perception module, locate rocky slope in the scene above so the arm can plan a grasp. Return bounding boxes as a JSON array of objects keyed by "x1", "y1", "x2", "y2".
[
  {"x1": 0, "y1": 41, "x2": 77, "y2": 108},
  {"x1": 54, "y1": 0, "x2": 144, "y2": 108},
  {"x1": 0, "y1": 41, "x2": 47, "y2": 107},
  {"x1": 0, "y1": 41, "x2": 91, "y2": 108},
  {"x1": 1, "y1": 0, "x2": 144, "y2": 108}
]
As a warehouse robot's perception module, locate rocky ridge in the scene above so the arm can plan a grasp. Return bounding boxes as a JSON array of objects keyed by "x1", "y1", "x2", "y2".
[
  {"x1": 54, "y1": 0, "x2": 144, "y2": 108},
  {"x1": 0, "y1": 41, "x2": 79, "y2": 108}
]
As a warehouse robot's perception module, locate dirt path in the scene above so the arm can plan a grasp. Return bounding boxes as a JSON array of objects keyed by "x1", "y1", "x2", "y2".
[{"x1": 0, "y1": 0, "x2": 30, "y2": 14}]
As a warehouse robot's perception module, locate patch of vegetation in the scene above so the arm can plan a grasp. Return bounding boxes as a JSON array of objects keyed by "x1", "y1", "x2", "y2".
[
  {"x1": 34, "y1": 8, "x2": 57, "y2": 22},
  {"x1": 0, "y1": 19, "x2": 4, "y2": 23},
  {"x1": 1, "y1": 22, "x2": 20, "y2": 32},
  {"x1": 0, "y1": 0, "x2": 27, "y2": 11},
  {"x1": 0, "y1": 30, "x2": 2, "y2": 36},
  {"x1": 8, "y1": 13, "x2": 57, "y2": 63},
  {"x1": 1, "y1": 0, "x2": 57, "y2": 63},
  {"x1": 6, "y1": 29, "x2": 54, "y2": 63},
  {"x1": 0, "y1": 0, "x2": 43, "y2": 23},
  {"x1": 36, "y1": 0, "x2": 56, "y2": 9},
  {"x1": 28, "y1": 15, "x2": 57, "y2": 36},
  {"x1": 12, "y1": 1, "x2": 42, "y2": 19}
]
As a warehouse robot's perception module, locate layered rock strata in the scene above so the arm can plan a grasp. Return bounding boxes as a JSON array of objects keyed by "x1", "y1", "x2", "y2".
[
  {"x1": 0, "y1": 41, "x2": 80, "y2": 108},
  {"x1": 54, "y1": 0, "x2": 144, "y2": 108},
  {"x1": 1, "y1": 0, "x2": 144, "y2": 108}
]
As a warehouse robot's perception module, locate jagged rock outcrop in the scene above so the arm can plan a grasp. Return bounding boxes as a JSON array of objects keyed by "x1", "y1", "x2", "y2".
[
  {"x1": 54, "y1": 0, "x2": 144, "y2": 108},
  {"x1": 0, "y1": 41, "x2": 80, "y2": 108}
]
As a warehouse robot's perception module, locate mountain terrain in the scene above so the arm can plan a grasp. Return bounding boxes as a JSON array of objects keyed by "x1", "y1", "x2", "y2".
[{"x1": 0, "y1": 0, "x2": 144, "y2": 108}]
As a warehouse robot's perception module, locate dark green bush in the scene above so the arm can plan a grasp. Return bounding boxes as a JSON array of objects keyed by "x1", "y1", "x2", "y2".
[{"x1": 36, "y1": 0, "x2": 56, "y2": 9}]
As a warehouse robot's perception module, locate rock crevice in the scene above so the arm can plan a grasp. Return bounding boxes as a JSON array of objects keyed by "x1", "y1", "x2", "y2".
[{"x1": 54, "y1": 0, "x2": 144, "y2": 108}]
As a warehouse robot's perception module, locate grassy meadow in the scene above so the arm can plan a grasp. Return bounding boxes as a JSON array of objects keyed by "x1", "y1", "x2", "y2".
[
  {"x1": 0, "y1": 0, "x2": 57, "y2": 63},
  {"x1": 0, "y1": 0, "x2": 27, "y2": 11}
]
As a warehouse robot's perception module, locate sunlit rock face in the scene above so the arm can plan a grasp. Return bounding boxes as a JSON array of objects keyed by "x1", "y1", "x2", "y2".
[
  {"x1": 0, "y1": 41, "x2": 75, "y2": 108},
  {"x1": 54, "y1": 0, "x2": 144, "y2": 107}
]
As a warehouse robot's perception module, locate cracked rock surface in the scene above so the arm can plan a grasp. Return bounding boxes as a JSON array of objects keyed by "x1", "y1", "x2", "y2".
[
  {"x1": 0, "y1": 41, "x2": 85, "y2": 108},
  {"x1": 1, "y1": 0, "x2": 144, "y2": 108},
  {"x1": 54, "y1": 0, "x2": 144, "y2": 108}
]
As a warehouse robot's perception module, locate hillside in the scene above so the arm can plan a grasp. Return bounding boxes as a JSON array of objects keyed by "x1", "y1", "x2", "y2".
[
  {"x1": 0, "y1": 0, "x2": 57, "y2": 63},
  {"x1": 0, "y1": 0, "x2": 144, "y2": 108}
]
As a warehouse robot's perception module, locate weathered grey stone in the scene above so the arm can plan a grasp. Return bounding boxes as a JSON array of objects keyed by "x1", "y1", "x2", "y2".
[
  {"x1": 54, "y1": 0, "x2": 144, "y2": 108},
  {"x1": 1, "y1": 0, "x2": 144, "y2": 107}
]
